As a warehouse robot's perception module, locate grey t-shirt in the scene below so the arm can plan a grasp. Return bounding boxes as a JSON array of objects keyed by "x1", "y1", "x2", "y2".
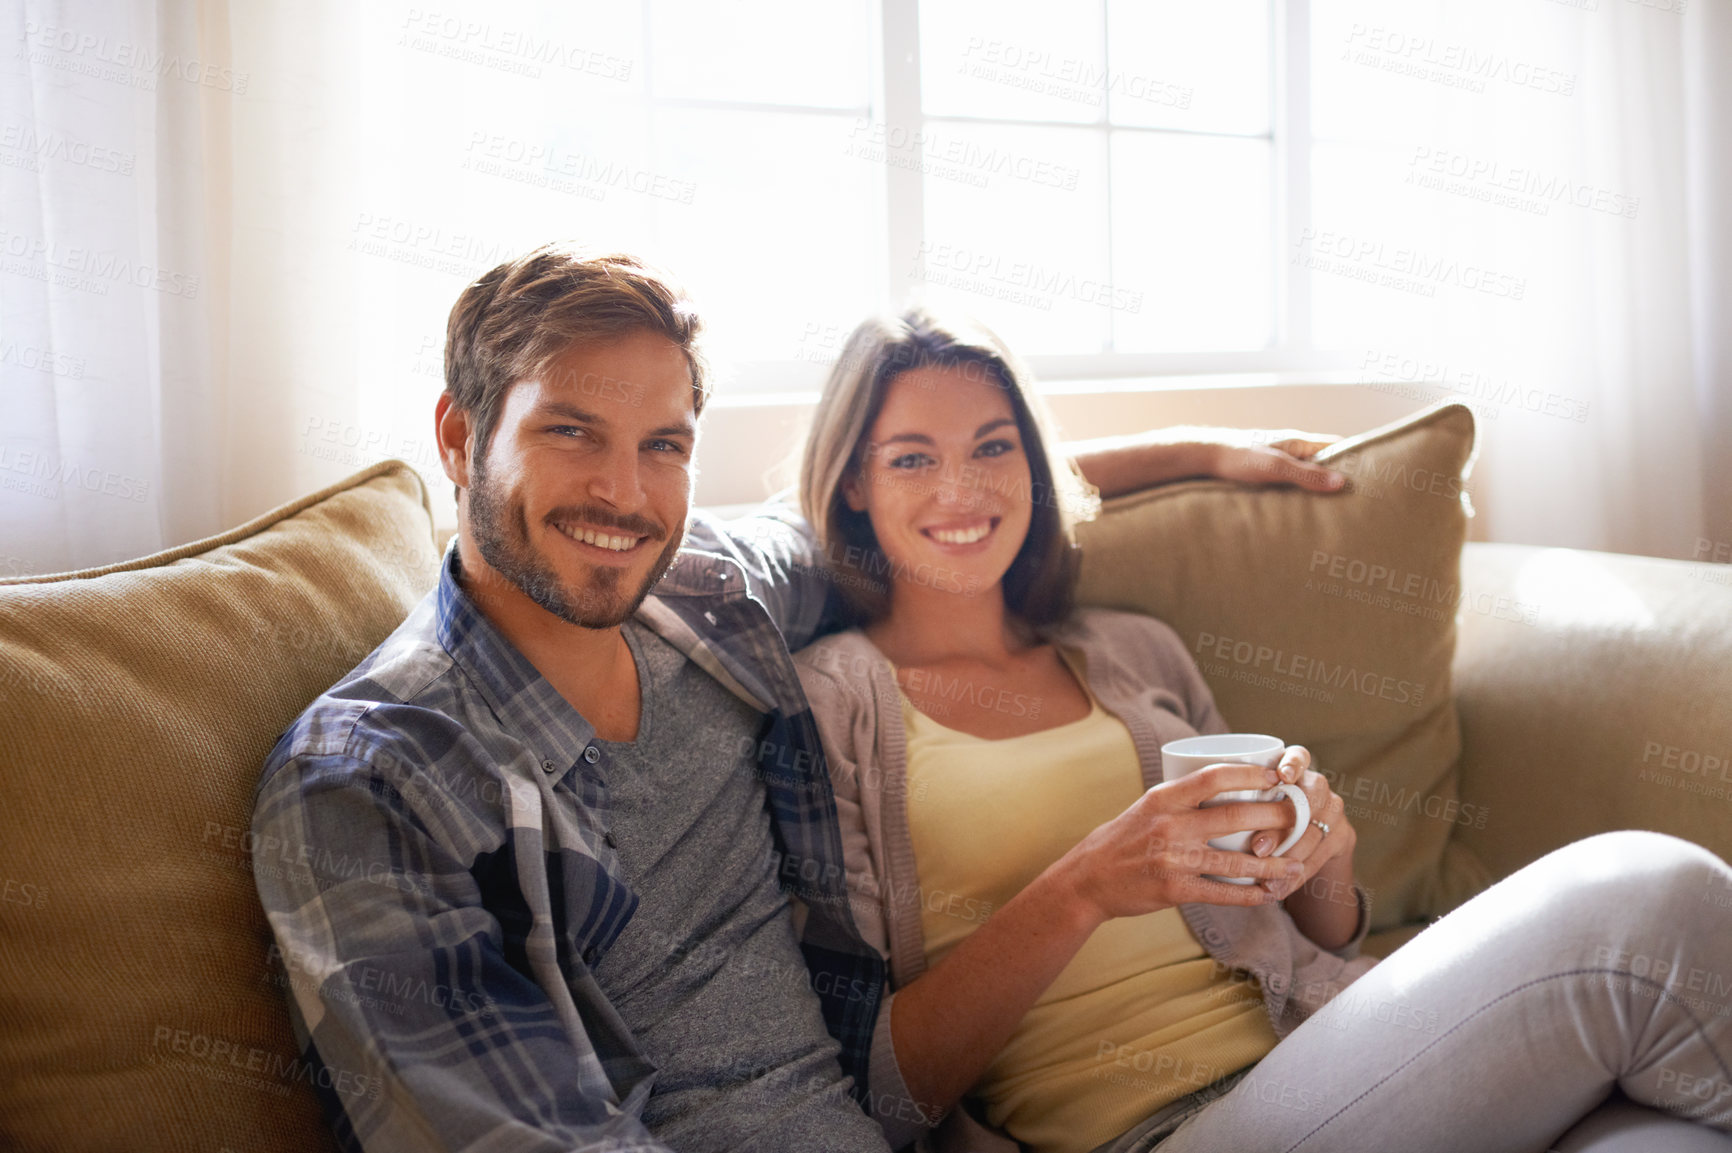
[{"x1": 591, "y1": 621, "x2": 889, "y2": 1152}]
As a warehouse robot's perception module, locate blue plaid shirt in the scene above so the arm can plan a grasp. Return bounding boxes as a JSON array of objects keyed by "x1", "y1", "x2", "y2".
[{"x1": 251, "y1": 510, "x2": 887, "y2": 1151}]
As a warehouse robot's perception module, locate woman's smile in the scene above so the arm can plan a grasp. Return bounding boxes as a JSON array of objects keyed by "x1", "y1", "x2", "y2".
[
  {"x1": 846, "y1": 364, "x2": 1036, "y2": 602},
  {"x1": 921, "y1": 517, "x2": 1000, "y2": 549}
]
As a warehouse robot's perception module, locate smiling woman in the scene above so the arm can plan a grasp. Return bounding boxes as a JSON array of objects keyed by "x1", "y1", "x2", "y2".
[
  {"x1": 791, "y1": 307, "x2": 1732, "y2": 1153},
  {"x1": 800, "y1": 309, "x2": 1096, "y2": 631},
  {"x1": 846, "y1": 368, "x2": 1036, "y2": 599}
]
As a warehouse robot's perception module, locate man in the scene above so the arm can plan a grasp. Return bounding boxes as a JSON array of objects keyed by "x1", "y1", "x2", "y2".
[{"x1": 251, "y1": 243, "x2": 1344, "y2": 1152}]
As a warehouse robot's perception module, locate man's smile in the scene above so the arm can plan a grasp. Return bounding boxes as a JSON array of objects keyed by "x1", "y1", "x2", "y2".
[{"x1": 551, "y1": 520, "x2": 651, "y2": 554}]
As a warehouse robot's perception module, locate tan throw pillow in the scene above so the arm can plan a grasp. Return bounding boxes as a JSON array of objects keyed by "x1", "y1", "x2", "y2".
[
  {"x1": 0, "y1": 461, "x2": 440, "y2": 1153},
  {"x1": 1074, "y1": 402, "x2": 1487, "y2": 931}
]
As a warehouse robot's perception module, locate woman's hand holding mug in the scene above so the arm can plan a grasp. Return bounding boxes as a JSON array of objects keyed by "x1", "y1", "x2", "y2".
[
  {"x1": 1059, "y1": 760, "x2": 1310, "y2": 924},
  {"x1": 1160, "y1": 735, "x2": 1313, "y2": 885},
  {"x1": 1250, "y1": 744, "x2": 1357, "y2": 901}
]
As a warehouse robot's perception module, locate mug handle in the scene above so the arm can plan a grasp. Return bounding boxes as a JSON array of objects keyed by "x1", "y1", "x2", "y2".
[{"x1": 1267, "y1": 783, "x2": 1311, "y2": 858}]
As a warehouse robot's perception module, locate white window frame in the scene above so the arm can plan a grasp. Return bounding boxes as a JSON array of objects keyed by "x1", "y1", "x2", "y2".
[{"x1": 725, "y1": 0, "x2": 1356, "y2": 397}]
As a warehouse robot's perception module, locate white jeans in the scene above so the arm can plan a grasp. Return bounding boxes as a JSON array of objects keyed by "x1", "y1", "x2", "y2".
[{"x1": 1135, "y1": 832, "x2": 1732, "y2": 1153}]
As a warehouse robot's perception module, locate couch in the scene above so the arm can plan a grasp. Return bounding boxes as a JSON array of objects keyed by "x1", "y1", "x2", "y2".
[{"x1": 2, "y1": 402, "x2": 1729, "y2": 1151}]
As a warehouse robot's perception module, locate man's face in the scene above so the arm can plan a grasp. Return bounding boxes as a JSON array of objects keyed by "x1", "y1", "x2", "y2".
[{"x1": 462, "y1": 329, "x2": 697, "y2": 629}]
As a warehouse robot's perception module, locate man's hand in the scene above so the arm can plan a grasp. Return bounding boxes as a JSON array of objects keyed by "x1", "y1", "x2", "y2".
[
  {"x1": 1068, "y1": 426, "x2": 1346, "y2": 499},
  {"x1": 1206, "y1": 430, "x2": 1346, "y2": 493}
]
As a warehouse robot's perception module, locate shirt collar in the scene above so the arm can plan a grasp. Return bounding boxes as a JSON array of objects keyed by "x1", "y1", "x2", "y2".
[
  {"x1": 646, "y1": 540, "x2": 746, "y2": 600},
  {"x1": 433, "y1": 545, "x2": 598, "y2": 783}
]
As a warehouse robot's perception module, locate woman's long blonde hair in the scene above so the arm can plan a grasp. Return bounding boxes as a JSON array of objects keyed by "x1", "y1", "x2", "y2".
[{"x1": 797, "y1": 308, "x2": 1098, "y2": 627}]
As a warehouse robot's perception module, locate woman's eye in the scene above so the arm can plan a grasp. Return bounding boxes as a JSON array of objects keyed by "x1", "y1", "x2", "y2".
[
  {"x1": 977, "y1": 439, "x2": 1016, "y2": 458},
  {"x1": 889, "y1": 452, "x2": 932, "y2": 470}
]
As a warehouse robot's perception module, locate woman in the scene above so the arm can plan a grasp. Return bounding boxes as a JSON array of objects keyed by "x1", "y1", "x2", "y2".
[{"x1": 792, "y1": 309, "x2": 1732, "y2": 1153}]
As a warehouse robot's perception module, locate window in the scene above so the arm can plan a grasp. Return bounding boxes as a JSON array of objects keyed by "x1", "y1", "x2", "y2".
[
  {"x1": 907, "y1": 1, "x2": 1275, "y2": 360},
  {"x1": 717, "y1": 0, "x2": 1350, "y2": 390},
  {"x1": 362, "y1": 2, "x2": 1352, "y2": 399}
]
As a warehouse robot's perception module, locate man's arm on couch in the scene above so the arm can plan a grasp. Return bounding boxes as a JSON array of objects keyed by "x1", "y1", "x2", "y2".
[{"x1": 1067, "y1": 426, "x2": 1347, "y2": 498}]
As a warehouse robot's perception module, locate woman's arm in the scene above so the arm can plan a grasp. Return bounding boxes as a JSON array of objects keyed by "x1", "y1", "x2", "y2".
[
  {"x1": 886, "y1": 857, "x2": 1103, "y2": 1114},
  {"x1": 887, "y1": 763, "x2": 1310, "y2": 1114},
  {"x1": 1282, "y1": 850, "x2": 1361, "y2": 952}
]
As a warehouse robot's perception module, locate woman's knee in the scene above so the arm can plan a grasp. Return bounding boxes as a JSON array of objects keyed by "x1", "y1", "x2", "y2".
[
  {"x1": 1408, "y1": 833, "x2": 1729, "y2": 970},
  {"x1": 1523, "y1": 832, "x2": 1730, "y2": 916},
  {"x1": 1548, "y1": 831, "x2": 1725, "y2": 882}
]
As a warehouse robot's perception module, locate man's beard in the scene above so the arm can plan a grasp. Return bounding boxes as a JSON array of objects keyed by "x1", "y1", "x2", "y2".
[{"x1": 465, "y1": 458, "x2": 684, "y2": 629}]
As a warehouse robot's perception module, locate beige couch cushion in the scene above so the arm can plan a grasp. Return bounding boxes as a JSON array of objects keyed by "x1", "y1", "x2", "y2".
[
  {"x1": 1450, "y1": 542, "x2": 1732, "y2": 881},
  {"x1": 0, "y1": 461, "x2": 440, "y2": 1153},
  {"x1": 1075, "y1": 402, "x2": 1489, "y2": 931}
]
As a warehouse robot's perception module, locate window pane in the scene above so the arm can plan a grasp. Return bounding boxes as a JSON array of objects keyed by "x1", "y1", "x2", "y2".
[
  {"x1": 653, "y1": 110, "x2": 884, "y2": 366},
  {"x1": 914, "y1": 122, "x2": 1110, "y2": 354},
  {"x1": 343, "y1": 9, "x2": 669, "y2": 422},
  {"x1": 1111, "y1": 132, "x2": 1271, "y2": 351},
  {"x1": 920, "y1": 0, "x2": 1107, "y2": 124},
  {"x1": 650, "y1": 0, "x2": 872, "y2": 108},
  {"x1": 1107, "y1": 0, "x2": 1270, "y2": 136}
]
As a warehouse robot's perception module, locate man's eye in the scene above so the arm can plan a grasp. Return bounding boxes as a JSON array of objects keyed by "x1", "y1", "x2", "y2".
[
  {"x1": 549, "y1": 425, "x2": 587, "y2": 439},
  {"x1": 977, "y1": 439, "x2": 1017, "y2": 458},
  {"x1": 646, "y1": 439, "x2": 689, "y2": 455}
]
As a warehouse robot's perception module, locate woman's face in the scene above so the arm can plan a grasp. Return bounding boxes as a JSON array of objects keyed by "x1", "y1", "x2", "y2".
[{"x1": 845, "y1": 364, "x2": 1035, "y2": 602}]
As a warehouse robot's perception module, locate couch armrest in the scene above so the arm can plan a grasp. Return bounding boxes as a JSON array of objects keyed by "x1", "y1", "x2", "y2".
[{"x1": 1444, "y1": 543, "x2": 1732, "y2": 901}]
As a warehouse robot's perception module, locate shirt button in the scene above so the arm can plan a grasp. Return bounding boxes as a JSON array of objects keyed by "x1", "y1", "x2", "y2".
[
  {"x1": 541, "y1": 759, "x2": 555, "y2": 774},
  {"x1": 583, "y1": 746, "x2": 600, "y2": 764},
  {"x1": 604, "y1": 831, "x2": 617, "y2": 849},
  {"x1": 704, "y1": 610, "x2": 718, "y2": 625},
  {"x1": 582, "y1": 945, "x2": 599, "y2": 965}
]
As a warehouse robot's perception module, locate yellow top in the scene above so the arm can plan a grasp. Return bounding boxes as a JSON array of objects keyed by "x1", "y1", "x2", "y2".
[{"x1": 901, "y1": 681, "x2": 1278, "y2": 1153}]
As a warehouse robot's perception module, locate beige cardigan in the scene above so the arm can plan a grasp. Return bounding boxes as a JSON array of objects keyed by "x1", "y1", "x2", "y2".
[{"x1": 793, "y1": 607, "x2": 1378, "y2": 1152}]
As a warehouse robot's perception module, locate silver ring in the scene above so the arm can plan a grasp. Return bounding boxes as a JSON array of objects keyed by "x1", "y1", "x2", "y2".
[{"x1": 1311, "y1": 819, "x2": 1331, "y2": 836}]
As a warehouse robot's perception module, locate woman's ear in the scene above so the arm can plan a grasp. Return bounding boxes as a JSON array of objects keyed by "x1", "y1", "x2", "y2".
[{"x1": 842, "y1": 469, "x2": 868, "y2": 512}]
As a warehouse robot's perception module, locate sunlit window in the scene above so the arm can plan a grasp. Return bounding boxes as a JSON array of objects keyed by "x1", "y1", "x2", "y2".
[
  {"x1": 914, "y1": 0, "x2": 1273, "y2": 356},
  {"x1": 349, "y1": 1, "x2": 1335, "y2": 398}
]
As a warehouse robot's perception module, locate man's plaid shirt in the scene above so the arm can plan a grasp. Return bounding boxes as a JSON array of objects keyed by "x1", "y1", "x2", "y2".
[{"x1": 251, "y1": 510, "x2": 887, "y2": 1151}]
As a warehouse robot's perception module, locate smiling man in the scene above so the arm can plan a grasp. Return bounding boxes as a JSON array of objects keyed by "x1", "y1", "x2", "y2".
[{"x1": 250, "y1": 244, "x2": 1345, "y2": 1153}]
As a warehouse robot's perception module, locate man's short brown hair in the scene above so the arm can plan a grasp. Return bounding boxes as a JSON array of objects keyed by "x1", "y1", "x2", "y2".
[{"x1": 444, "y1": 243, "x2": 707, "y2": 462}]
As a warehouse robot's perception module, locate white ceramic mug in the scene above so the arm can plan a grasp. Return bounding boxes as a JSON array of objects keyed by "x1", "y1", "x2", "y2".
[{"x1": 1159, "y1": 733, "x2": 1310, "y2": 885}]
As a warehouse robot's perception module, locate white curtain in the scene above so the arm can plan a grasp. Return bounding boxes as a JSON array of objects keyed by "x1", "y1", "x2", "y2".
[
  {"x1": 1686, "y1": 0, "x2": 1732, "y2": 563},
  {"x1": 2, "y1": 0, "x2": 228, "y2": 574},
  {"x1": 2, "y1": 0, "x2": 1727, "y2": 576},
  {"x1": 1309, "y1": 0, "x2": 1730, "y2": 559}
]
